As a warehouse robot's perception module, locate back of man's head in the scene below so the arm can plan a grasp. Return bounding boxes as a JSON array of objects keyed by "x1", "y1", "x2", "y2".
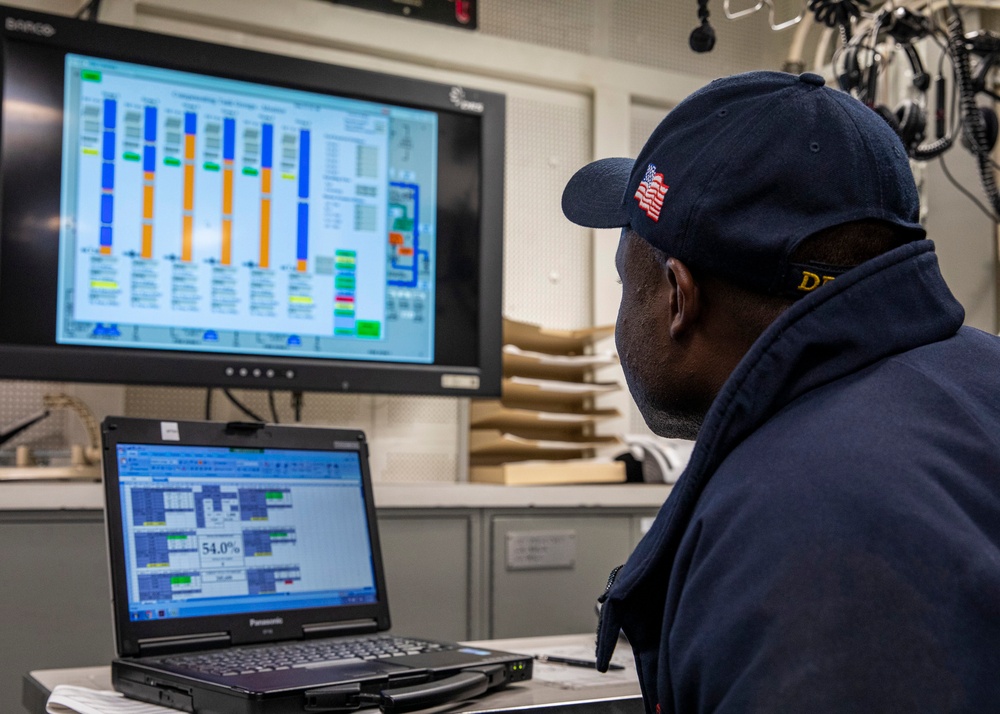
[{"x1": 701, "y1": 219, "x2": 913, "y2": 344}]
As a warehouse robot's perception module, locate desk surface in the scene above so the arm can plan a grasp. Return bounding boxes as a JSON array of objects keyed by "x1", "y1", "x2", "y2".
[{"x1": 23, "y1": 634, "x2": 643, "y2": 714}]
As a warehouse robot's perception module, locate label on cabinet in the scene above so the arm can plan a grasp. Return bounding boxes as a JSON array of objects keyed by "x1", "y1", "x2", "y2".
[{"x1": 506, "y1": 530, "x2": 576, "y2": 570}]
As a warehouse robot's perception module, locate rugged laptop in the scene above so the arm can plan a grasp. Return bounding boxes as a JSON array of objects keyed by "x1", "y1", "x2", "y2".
[{"x1": 102, "y1": 417, "x2": 531, "y2": 713}]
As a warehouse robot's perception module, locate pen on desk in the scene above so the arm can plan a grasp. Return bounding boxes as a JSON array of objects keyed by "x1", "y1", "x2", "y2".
[{"x1": 534, "y1": 654, "x2": 625, "y2": 670}]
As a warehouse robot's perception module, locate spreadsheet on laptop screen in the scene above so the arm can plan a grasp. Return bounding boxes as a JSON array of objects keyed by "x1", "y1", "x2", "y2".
[{"x1": 115, "y1": 442, "x2": 378, "y2": 622}]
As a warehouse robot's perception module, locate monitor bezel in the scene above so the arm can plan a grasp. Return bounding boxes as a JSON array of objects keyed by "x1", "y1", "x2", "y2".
[{"x1": 0, "y1": 5, "x2": 503, "y2": 397}]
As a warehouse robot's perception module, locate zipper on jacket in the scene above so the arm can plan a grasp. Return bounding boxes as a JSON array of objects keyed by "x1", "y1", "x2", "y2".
[
  {"x1": 600, "y1": 564, "x2": 624, "y2": 603},
  {"x1": 595, "y1": 563, "x2": 625, "y2": 647}
]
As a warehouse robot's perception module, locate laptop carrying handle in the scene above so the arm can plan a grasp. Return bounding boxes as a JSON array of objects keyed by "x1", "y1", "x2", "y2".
[{"x1": 305, "y1": 664, "x2": 504, "y2": 712}]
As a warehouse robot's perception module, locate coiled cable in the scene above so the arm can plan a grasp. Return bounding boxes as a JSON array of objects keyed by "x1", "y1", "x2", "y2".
[{"x1": 947, "y1": 5, "x2": 1000, "y2": 218}]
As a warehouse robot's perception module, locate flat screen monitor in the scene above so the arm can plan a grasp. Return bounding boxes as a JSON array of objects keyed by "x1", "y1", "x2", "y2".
[{"x1": 0, "y1": 6, "x2": 504, "y2": 396}]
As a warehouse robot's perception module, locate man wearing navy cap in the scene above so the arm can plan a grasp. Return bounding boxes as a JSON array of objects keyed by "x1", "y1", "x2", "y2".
[{"x1": 563, "y1": 70, "x2": 1000, "y2": 712}]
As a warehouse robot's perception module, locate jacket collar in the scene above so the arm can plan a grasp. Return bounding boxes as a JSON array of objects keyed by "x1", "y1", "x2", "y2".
[{"x1": 596, "y1": 240, "x2": 965, "y2": 667}]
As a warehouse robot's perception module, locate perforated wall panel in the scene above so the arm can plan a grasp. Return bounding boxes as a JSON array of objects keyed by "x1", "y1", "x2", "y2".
[
  {"x1": 478, "y1": 0, "x2": 597, "y2": 55},
  {"x1": 369, "y1": 396, "x2": 460, "y2": 483},
  {"x1": 0, "y1": 380, "x2": 69, "y2": 453},
  {"x1": 481, "y1": 0, "x2": 793, "y2": 80},
  {"x1": 125, "y1": 386, "x2": 208, "y2": 421},
  {"x1": 503, "y1": 95, "x2": 593, "y2": 330}
]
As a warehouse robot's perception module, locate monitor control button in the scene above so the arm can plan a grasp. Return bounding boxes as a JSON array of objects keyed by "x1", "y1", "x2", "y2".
[
  {"x1": 239, "y1": 368, "x2": 249, "y2": 377},
  {"x1": 225, "y1": 367, "x2": 235, "y2": 376}
]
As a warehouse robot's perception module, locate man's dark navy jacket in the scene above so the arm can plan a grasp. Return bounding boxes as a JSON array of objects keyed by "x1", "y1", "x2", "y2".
[{"x1": 596, "y1": 241, "x2": 1000, "y2": 713}]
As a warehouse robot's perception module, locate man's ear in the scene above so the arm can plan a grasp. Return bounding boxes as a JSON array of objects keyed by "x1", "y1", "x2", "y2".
[{"x1": 665, "y1": 257, "x2": 700, "y2": 340}]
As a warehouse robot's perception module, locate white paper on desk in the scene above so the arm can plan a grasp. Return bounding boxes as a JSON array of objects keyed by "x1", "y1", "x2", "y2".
[
  {"x1": 522, "y1": 644, "x2": 637, "y2": 690},
  {"x1": 47, "y1": 685, "x2": 175, "y2": 714}
]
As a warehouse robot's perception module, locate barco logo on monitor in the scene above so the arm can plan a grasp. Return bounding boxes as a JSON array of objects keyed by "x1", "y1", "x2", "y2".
[
  {"x1": 5, "y1": 18, "x2": 56, "y2": 36},
  {"x1": 449, "y1": 87, "x2": 484, "y2": 113}
]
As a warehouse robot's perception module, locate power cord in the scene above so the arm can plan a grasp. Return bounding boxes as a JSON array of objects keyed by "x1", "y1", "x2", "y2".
[{"x1": 222, "y1": 389, "x2": 266, "y2": 422}]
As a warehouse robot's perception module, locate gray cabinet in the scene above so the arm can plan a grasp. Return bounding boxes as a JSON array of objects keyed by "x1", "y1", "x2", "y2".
[
  {"x1": 0, "y1": 511, "x2": 115, "y2": 714},
  {"x1": 377, "y1": 511, "x2": 480, "y2": 641},
  {"x1": 488, "y1": 513, "x2": 635, "y2": 638}
]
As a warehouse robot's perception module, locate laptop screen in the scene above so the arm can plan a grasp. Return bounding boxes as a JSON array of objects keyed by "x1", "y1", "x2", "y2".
[{"x1": 115, "y1": 442, "x2": 378, "y2": 623}]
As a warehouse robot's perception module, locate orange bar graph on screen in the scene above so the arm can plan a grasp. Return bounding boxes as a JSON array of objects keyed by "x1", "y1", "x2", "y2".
[
  {"x1": 142, "y1": 180, "x2": 154, "y2": 258},
  {"x1": 260, "y1": 124, "x2": 273, "y2": 269},
  {"x1": 223, "y1": 170, "x2": 233, "y2": 214},
  {"x1": 260, "y1": 198, "x2": 271, "y2": 268},
  {"x1": 182, "y1": 215, "x2": 193, "y2": 262},
  {"x1": 221, "y1": 118, "x2": 234, "y2": 266},
  {"x1": 141, "y1": 106, "x2": 156, "y2": 259},
  {"x1": 181, "y1": 112, "x2": 196, "y2": 262},
  {"x1": 142, "y1": 224, "x2": 153, "y2": 259},
  {"x1": 221, "y1": 169, "x2": 233, "y2": 265},
  {"x1": 221, "y1": 220, "x2": 232, "y2": 265}
]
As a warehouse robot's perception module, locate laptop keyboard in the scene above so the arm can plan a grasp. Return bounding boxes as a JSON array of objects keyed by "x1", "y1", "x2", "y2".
[{"x1": 161, "y1": 635, "x2": 453, "y2": 677}]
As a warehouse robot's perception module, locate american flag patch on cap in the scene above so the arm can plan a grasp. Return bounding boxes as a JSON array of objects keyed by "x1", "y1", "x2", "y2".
[{"x1": 634, "y1": 164, "x2": 669, "y2": 221}]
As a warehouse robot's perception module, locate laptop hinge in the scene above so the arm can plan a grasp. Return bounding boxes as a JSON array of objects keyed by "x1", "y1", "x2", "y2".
[
  {"x1": 302, "y1": 619, "x2": 380, "y2": 638},
  {"x1": 137, "y1": 632, "x2": 231, "y2": 657}
]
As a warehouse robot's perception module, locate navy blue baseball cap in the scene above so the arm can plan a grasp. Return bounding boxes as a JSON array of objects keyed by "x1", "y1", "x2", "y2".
[{"x1": 562, "y1": 70, "x2": 926, "y2": 297}]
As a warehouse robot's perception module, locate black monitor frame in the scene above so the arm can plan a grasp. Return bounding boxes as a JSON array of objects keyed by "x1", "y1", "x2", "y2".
[{"x1": 0, "y1": 6, "x2": 504, "y2": 397}]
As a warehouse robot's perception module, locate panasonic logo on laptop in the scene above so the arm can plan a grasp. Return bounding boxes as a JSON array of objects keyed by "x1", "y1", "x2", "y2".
[
  {"x1": 5, "y1": 18, "x2": 56, "y2": 37},
  {"x1": 249, "y1": 617, "x2": 284, "y2": 627}
]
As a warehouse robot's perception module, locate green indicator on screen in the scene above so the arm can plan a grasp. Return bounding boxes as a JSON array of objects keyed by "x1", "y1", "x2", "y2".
[
  {"x1": 166, "y1": 535, "x2": 188, "y2": 540},
  {"x1": 170, "y1": 576, "x2": 192, "y2": 585},
  {"x1": 334, "y1": 310, "x2": 355, "y2": 318},
  {"x1": 266, "y1": 492, "x2": 283, "y2": 499},
  {"x1": 335, "y1": 277, "x2": 356, "y2": 290},
  {"x1": 164, "y1": 157, "x2": 181, "y2": 167},
  {"x1": 271, "y1": 532, "x2": 288, "y2": 538},
  {"x1": 123, "y1": 152, "x2": 141, "y2": 162},
  {"x1": 335, "y1": 328, "x2": 356, "y2": 336},
  {"x1": 357, "y1": 321, "x2": 381, "y2": 338},
  {"x1": 204, "y1": 162, "x2": 220, "y2": 172},
  {"x1": 81, "y1": 70, "x2": 102, "y2": 82},
  {"x1": 392, "y1": 217, "x2": 415, "y2": 232},
  {"x1": 242, "y1": 167, "x2": 259, "y2": 176}
]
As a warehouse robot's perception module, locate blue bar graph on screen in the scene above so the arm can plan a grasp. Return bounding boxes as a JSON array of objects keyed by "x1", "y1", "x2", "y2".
[
  {"x1": 99, "y1": 98, "x2": 116, "y2": 255},
  {"x1": 296, "y1": 129, "x2": 309, "y2": 272}
]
